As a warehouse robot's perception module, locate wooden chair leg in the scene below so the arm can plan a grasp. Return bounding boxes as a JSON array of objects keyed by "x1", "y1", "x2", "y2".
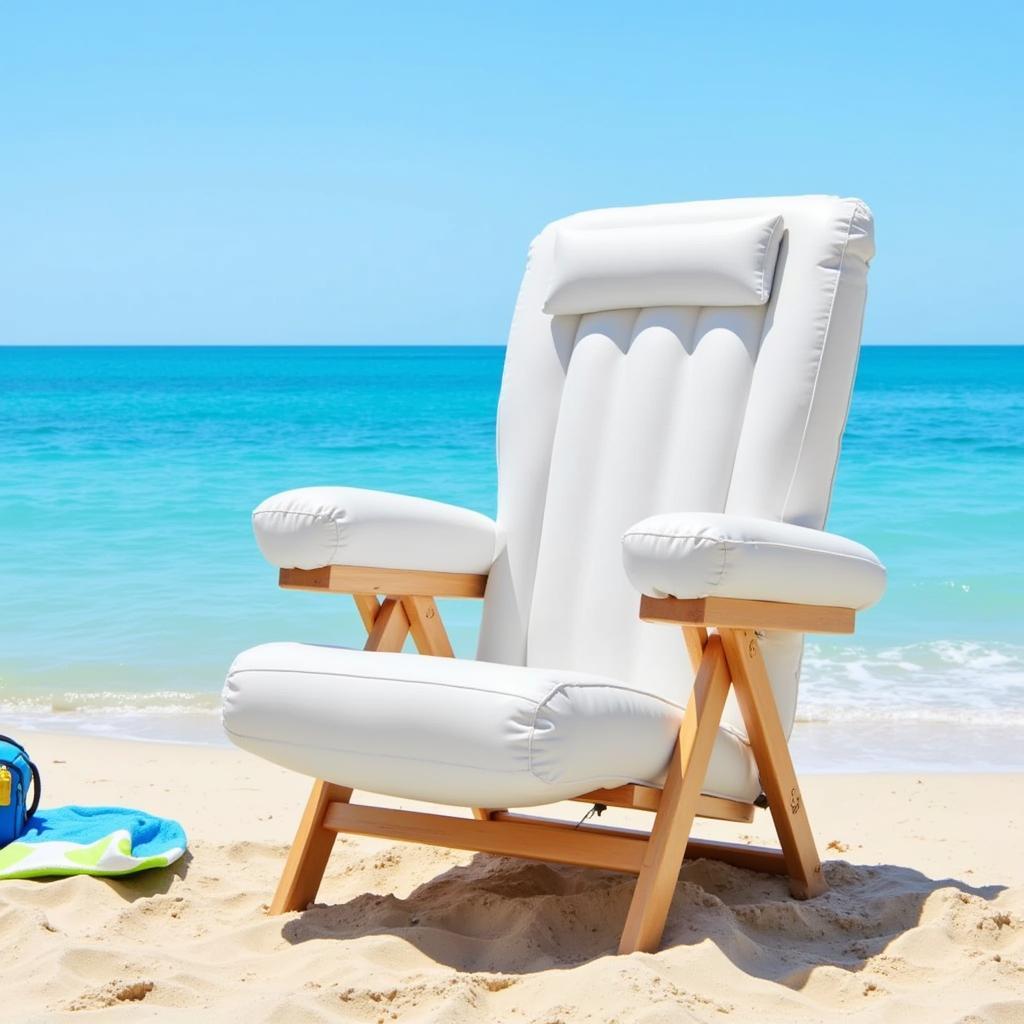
[
  {"x1": 352, "y1": 593, "x2": 381, "y2": 632},
  {"x1": 268, "y1": 595, "x2": 412, "y2": 915},
  {"x1": 365, "y1": 596, "x2": 412, "y2": 651},
  {"x1": 718, "y1": 628, "x2": 827, "y2": 899},
  {"x1": 618, "y1": 635, "x2": 732, "y2": 954},
  {"x1": 402, "y1": 596, "x2": 454, "y2": 658},
  {"x1": 269, "y1": 780, "x2": 352, "y2": 913},
  {"x1": 682, "y1": 625, "x2": 709, "y2": 667}
]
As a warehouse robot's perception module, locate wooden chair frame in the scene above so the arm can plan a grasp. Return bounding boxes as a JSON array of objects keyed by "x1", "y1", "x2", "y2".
[{"x1": 270, "y1": 564, "x2": 852, "y2": 953}]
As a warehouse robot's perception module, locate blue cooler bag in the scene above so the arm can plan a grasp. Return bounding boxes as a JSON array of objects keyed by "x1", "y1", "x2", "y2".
[{"x1": 0, "y1": 735, "x2": 41, "y2": 847}]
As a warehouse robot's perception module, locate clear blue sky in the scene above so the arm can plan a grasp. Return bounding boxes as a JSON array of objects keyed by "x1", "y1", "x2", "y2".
[{"x1": 3, "y1": 3, "x2": 1021, "y2": 345}]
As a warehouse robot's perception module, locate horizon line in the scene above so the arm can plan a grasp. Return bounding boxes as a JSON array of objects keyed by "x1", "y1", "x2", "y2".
[{"x1": 1, "y1": 341, "x2": 1022, "y2": 350}]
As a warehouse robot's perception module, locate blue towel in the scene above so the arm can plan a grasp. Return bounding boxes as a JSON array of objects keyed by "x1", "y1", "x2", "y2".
[{"x1": 0, "y1": 806, "x2": 187, "y2": 879}]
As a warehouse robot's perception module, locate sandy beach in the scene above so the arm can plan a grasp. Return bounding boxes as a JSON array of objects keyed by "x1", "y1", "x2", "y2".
[{"x1": 0, "y1": 731, "x2": 1019, "y2": 1023}]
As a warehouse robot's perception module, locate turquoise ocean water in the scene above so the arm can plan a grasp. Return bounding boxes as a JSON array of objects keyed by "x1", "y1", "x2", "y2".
[{"x1": 2, "y1": 346, "x2": 1022, "y2": 771}]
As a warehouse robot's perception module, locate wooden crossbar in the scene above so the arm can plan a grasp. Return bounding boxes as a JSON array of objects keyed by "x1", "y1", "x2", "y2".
[
  {"x1": 487, "y1": 811, "x2": 782, "y2": 876},
  {"x1": 324, "y1": 803, "x2": 649, "y2": 874},
  {"x1": 489, "y1": 813, "x2": 786, "y2": 875}
]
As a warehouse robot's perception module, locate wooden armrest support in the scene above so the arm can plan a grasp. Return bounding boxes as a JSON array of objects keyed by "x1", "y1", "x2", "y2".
[
  {"x1": 278, "y1": 565, "x2": 488, "y2": 599},
  {"x1": 639, "y1": 594, "x2": 855, "y2": 634}
]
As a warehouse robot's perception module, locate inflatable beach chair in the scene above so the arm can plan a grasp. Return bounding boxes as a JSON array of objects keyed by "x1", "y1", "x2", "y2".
[{"x1": 223, "y1": 195, "x2": 885, "y2": 954}]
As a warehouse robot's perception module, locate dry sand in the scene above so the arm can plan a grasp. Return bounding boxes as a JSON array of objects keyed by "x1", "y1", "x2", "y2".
[{"x1": 2, "y1": 732, "x2": 1023, "y2": 1023}]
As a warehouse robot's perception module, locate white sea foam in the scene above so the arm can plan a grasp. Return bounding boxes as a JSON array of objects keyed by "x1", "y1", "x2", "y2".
[
  {"x1": 798, "y1": 640, "x2": 1024, "y2": 725},
  {"x1": 2, "y1": 640, "x2": 1021, "y2": 726},
  {"x1": 0, "y1": 689, "x2": 220, "y2": 715}
]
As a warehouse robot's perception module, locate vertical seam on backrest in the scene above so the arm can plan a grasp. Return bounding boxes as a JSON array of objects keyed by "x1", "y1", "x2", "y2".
[
  {"x1": 779, "y1": 201, "x2": 859, "y2": 524},
  {"x1": 604, "y1": 307, "x2": 651, "y2": 683},
  {"x1": 519, "y1": 313, "x2": 579, "y2": 667},
  {"x1": 623, "y1": 306, "x2": 704, "y2": 697},
  {"x1": 524, "y1": 308, "x2": 615, "y2": 666},
  {"x1": 720, "y1": 301, "x2": 773, "y2": 517}
]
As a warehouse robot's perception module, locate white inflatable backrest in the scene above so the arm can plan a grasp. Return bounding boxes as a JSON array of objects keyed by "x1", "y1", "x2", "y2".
[{"x1": 478, "y1": 195, "x2": 874, "y2": 741}]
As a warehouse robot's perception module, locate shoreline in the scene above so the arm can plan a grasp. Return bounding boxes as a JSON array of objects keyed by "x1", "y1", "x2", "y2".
[{"x1": 9, "y1": 713, "x2": 1024, "y2": 775}]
